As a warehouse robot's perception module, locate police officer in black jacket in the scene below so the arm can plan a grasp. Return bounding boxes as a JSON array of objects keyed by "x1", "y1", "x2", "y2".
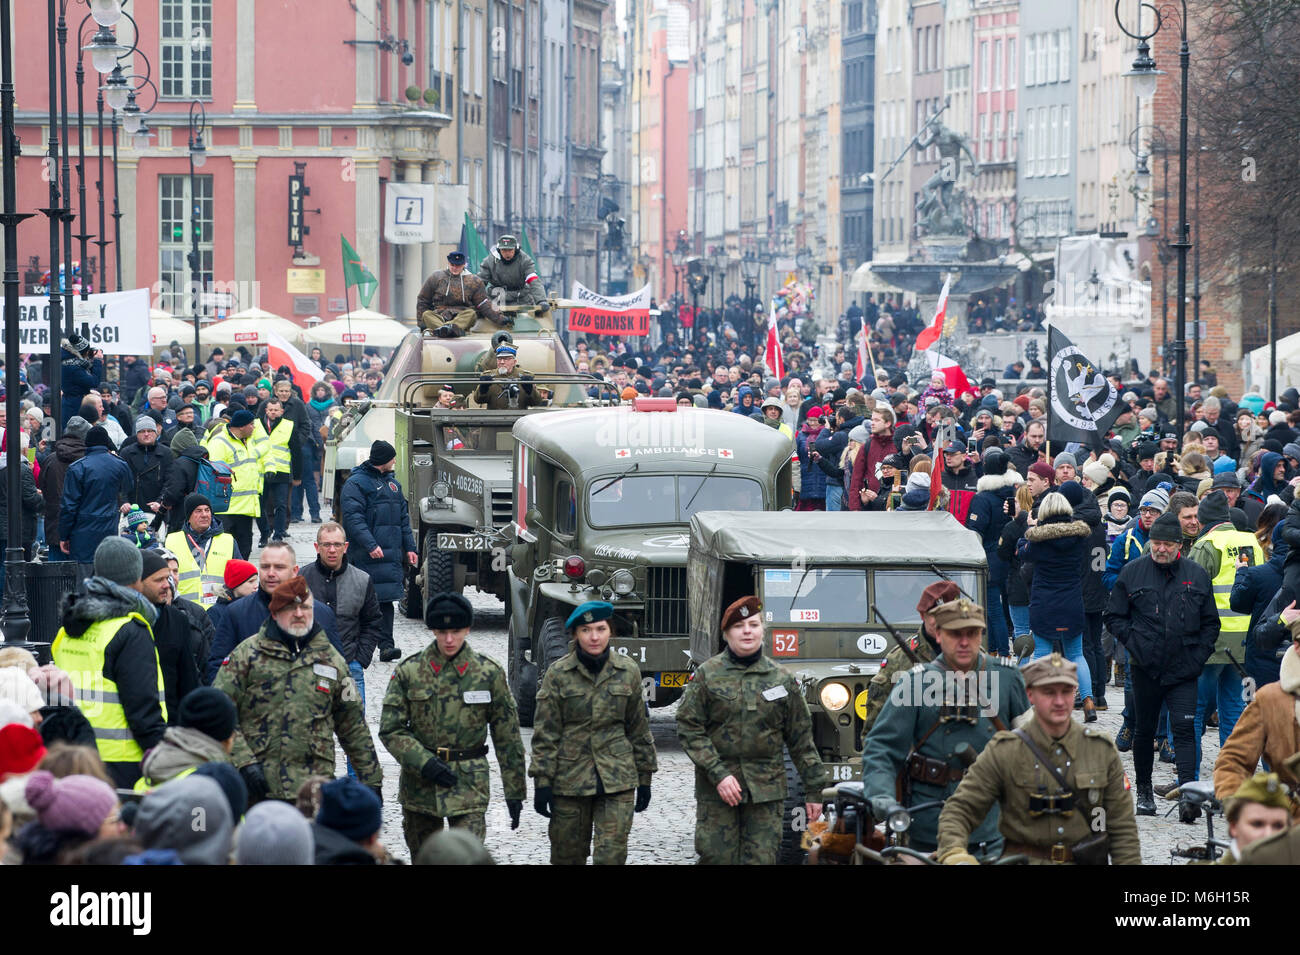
[{"x1": 1104, "y1": 511, "x2": 1220, "y2": 818}]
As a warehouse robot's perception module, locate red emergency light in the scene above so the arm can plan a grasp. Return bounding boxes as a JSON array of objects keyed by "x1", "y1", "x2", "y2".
[{"x1": 632, "y1": 397, "x2": 677, "y2": 412}]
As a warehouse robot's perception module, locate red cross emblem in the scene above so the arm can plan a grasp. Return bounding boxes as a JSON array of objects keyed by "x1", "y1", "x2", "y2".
[
  {"x1": 718, "y1": 448, "x2": 733, "y2": 458},
  {"x1": 615, "y1": 448, "x2": 631, "y2": 458}
]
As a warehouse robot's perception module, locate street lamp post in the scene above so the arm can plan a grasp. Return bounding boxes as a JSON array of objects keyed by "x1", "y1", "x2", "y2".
[
  {"x1": 1117, "y1": 0, "x2": 1188, "y2": 441},
  {"x1": 188, "y1": 101, "x2": 207, "y2": 369},
  {"x1": 2, "y1": 0, "x2": 36, "y2": 646}
]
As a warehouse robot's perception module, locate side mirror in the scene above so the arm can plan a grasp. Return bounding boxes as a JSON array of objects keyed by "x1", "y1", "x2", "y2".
[{"x1": 525, "y1": 507, "x2": 543, "y2": 527}]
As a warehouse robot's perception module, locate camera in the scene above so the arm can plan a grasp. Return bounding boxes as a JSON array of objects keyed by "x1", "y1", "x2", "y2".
[{"x1": 401, "y1": 50, "x2": 414, "y2": 66}]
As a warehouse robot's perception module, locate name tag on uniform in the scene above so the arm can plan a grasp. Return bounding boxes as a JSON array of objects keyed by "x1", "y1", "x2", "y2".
[
  {"x1": 463, "y1": 690, "x2": 492, "y2": 704},
  {"x1": 762, "y1": 685, "x2": 788, "y2": 701},
  {"x1": 313, "y1": 664, "x2": 339, "y2": 681}
]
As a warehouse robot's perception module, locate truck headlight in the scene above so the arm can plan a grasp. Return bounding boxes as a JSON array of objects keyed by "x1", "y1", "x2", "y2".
[
  {"x1": 432, "y1": 480, "x2": 451, "y2": 500},
  {"x1": 610, "y1": 569, "x2": 635, "y2": 595},
  {"x1": 819, "y1": 681, "x2": 851, "y2": 711}
]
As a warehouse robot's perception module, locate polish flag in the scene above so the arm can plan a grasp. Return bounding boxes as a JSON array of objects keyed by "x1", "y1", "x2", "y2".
[
  {"x1": 266, "y1": 330, "x2": 325, "y2": 397},
  {"x1": 854, "y1": 319, "x2": 869, "y2": 385},
  {"x1": 912, "y1": 276, "x2": 953, "y2": 352},
  {"x1": 924, "y1": 349, "x2": 973, "y2": 397},
  {"x1": 764, "y1": 300, "x2": 784, "y2": 379}
]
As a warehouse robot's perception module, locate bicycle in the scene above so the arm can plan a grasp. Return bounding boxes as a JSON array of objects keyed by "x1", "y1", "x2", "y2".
[{"x1": 1162, "y1": 779, "x2": 1231, "y2": 863}]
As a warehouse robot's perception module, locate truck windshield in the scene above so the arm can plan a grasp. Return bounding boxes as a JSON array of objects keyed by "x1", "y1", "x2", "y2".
[
  {"x1": 872, "y1": 569, "x2": 981, "y2": 623},
  {"x1": 762, "y1": 568, "x2": 868, "y2": 625},
  {"x1": 438, "y1": 424, "x2": 512, "y2": 453},
  {"x1": 588, "y1": 475, "x2": 764, "y2": 527}
]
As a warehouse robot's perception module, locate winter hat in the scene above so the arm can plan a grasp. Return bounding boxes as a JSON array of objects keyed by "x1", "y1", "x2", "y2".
[
  {"x1": 0, "y1": 667, "x2": 45, "y2": 715},
  {"x1": 1212, "y1": 455, "x2": 1238, "y2": 475},
  {"x1": 191, "y1": 762, "x2": 248, "y2": 822},
  {"x1": 223, "y1": 558, "x2": 258, "y2": 590},
  {"x1": 414, "y1": 828, "x2": 495, "y2": 866},
  {"x1": 1137, "y1": 441, "x2": 1159, "y2": 462},
  {"x1": 123, "y1": 507, "x2": 152, "y2": 530},
  {"x1": 1284, "y1": 441, "x2": 1300, "y2": 461},
  {"x1": 369, "y1": 439, "x2": 397, "y2": 466},
  {"x1": 64, "y1": 415, "x2": 91, "y2": 439},
  {"x1": 1144, "y1": 488, "x2": 1175, "y2": 511},
  {"x1": 134, "y1": 416, "x2": 158, "y2": 434},
  {"x1": 1269, "y1": 411, "x2": 1288, "y2": 426},
  {"x1": 1211, "y1": 471, "x2": 1241, "y2": 490},
  {"x1": 141, "y1": 551, "x2": 170, "y2": 582},
  {"x1": 84, "y1": 425, "x2": 114, "y2": 451},
  {"x1": 847, "y1": 425, "x2": 869, "y2": 444},
  {"x1": 981, "y1": 448, "x2": 1009, "y2": 476},
  {"x1": 236, "y1": 800, "x2": 315, "y2": 865},
  {"x1": 1197, "y1": 490, "x2": 1231, "y2": 529},
  {"x1": 24, "y1": 770, "x2": 118, "y2": 835},
  {"x1": 1148, "y1": 511, "x2": 1183, "y2": 543},
  {"x1": 1081, "y1": 453, "x2": 1116, "y2": 487},
  {"x1": 1052, "y1": 451, "x2": 1077, "y2": 469},
  {"x1": 905, "y1": 471, "x2": 931, "y2": 492},
  {"x1": 1058, "y1": 480, "x2": 1085, "y2": 508},
  {"x1": 93, "y1": 536, "x2": 143, "y2": 586},
  {"x1": 1028, "y1": 461, "x2": 1055, "y2": 483},
  {"x1": 229, "y1": 409, "x2": 255, "y2": 428},
  {"x1": 316, "y1": 777, "x2": 382, "y2": 841},
  {"x1": 1107, "y1": 487, "x2": 1132, "y2": 508},
  {"x1": 0, "y1": 723, "x2": 46, "y2": 778},
  {"x1": 135, "y1": 775, "x2": 234, "y2": 865},
  {"x1": 178, "y1": 687, "x2": 237, "y2": 742},
  {"x1": 0, "y1": 699, "x2": 32, "y2": 728}
]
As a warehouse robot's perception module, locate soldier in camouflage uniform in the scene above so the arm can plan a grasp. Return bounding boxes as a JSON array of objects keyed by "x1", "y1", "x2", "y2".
[
  {"x1": 478, "y1": 235, "x2": 550, "y2": 311},
  {"x1": 936, "y1": 654, "x2": 1141, "y2": 865},
  {"x1": 677, "y1": 595, "x2": 827, "y2": 865},
  {"x1": 529, "y1": 600, "x2": 658, "y2": 865},
  {"x1": 214, "y1": 576, "x2": 382, "y2": 803},
  {"x1": 416, "y1": 250, "x2": 510, "y2": 337},
  {"x1": 860, "y1": 580, "x2": 959, "y2": 735},
  {"x1": 380, "y1": 592, "x2": 527, "y2": 856}
]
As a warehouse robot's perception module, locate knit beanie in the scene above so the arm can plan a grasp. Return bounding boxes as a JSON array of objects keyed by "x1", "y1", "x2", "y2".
[
  {"x1": 981, "y1": 448, "x2": 1009, "y2": 476},
  {"x1": 123, "y1": 507, "x2": 152, "y2": 531},
  {"x1": 191, "y1": 762, "x2": 248, "y2": 822},
  {"x1": 1081, "y1": 453, "x2": 1115, "y2": 487},
  {"x1": 1028, "y1": 461, "x2": 1055, "y2": 483},
  {"x1": 24, "y1": 770, "x2": 117, "y2": 835},
  {"x1": 93, "y1": 536, "x2": 143, "y2": 586},
  {"x1": 140, "y1": 550, "x2": 170, "y2": 581},
  {"x1": 223, "y1": 558, "x2": 258, "y2": 590},
  {"x1": 0, "y1": 722, "x2": 46, "y2": 778},
  {"x1": 1052, "y1": 451, "x2": 1077, "y2": 469},
  {"x1": 184, "y1": 493, "x2": 213, "y2": 521},
  {"x1": 135, "y1": 775, "x2": 234, "y2": 865},
  {"x1": 1058, "y1": 480, "x2": 1085, "y2": 508},
  {"x1": 236, "y1": 800, "x2": 315, "y2": 865},
  {"x1": 1197, "y1": 490, "x2": 1231, "y2": 530},
  {"x1": 134, "y1": 416, "x2": 158, "y2": 434},
  {"x1": 369, "y1": 440, "x2": 396, "y2": 466},
  {"x1": 64, "y1": 415, "x2": 91, "y2": 439},
  {"x1": 0, "y1": 667, "x2": 45, "y2": 714},
  {"x1": 177, "y1": 687, "x2": 238, "y2": 742},
  {"x1": 1148, "y1": 511, "x2": 1183, "y2": 543},
  {"x1": 316, "y1": 777, "x2": 382, "y2": 841},
  {"x1": 84, "y1": 425, "x2": 114, "y2": 451}
]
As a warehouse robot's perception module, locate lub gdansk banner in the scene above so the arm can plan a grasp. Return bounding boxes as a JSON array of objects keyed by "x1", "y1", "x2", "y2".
[{"x1": 567, "y1": 282, "x2": 652, "y2": 336}]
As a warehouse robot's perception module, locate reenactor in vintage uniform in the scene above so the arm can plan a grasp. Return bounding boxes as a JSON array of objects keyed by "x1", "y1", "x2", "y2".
[
  {"x1": 860, "y1": 580, "x2": 957, "y2": 735},
  {"x1": 936, "y1": 654, "x2": 1141, "y2": 864},
  {"x1": 416, "y1": 250, "x2": 510, "y2": 338},
  {"x1": 861, "y1": 596, "x2": 1029, "y2": 859},
  {"x1": 1219, "y1": 771, "x2": 1295, "y2": 865},
  {"x1": 677, "y1": 595, "x2": 827, "y2": 865},
  {"x1": 478, "y1": 234, "x2": 550, "y2": 312},
  {"x1": 214, "y1": 575, "x2": 381, "y2": 803},
  {"x1": 475, "y1": 342, "x2": 543, "y2": 410},
  {"x1": 529, "y1": 600, "x2": 658, "y2": 865},
  {"x1": 379, "y1": 592, "x2": 527, "y2": 857}
]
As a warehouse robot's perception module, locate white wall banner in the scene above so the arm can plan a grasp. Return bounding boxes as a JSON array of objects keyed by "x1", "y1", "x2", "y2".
[
  {"x1": 384, "y1": 182, "x2": 437, "y2": 244},
  {"x1": 2, "y1": 287, "x2": 152, "y2": 355}
]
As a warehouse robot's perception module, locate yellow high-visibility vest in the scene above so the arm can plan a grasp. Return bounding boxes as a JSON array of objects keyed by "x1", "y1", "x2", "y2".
[
  {"x1": 1207, "y1": 527, "x2": 1264, "y2": 634},
  {"x1": 203, "y1": 428, "x2": 265, "y2": 516},
  {"x1": 52, "y1": 613, "x2": 167, "y2": 764},
  {"x1": 253, "y1": 418, "x2": 294, "y2": 476},
  {"x1": 166, "y1": 529, "x2": 236, "y2": 607}
]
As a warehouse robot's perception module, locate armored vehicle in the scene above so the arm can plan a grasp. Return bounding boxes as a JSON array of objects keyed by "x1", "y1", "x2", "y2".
[
  {"x1": 686, "y1": 510, "x2": 987, "y2": 863},
  {"x1": 506, "y1": 399, "x2": 796, "y2": 725}
]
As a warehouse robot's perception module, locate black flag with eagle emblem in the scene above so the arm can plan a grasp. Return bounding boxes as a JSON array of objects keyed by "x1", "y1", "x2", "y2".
[{"x1": 1046, "y1": 327, "x2": 1123, "y2": 452}]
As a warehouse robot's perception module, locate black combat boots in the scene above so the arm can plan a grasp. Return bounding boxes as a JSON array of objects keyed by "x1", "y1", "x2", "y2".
[{"x1": 1135, "y1": 785, "x2": 1156, "y2": 816}]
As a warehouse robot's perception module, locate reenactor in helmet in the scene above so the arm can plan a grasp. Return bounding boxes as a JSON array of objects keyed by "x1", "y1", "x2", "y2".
[
  {"x1": 935, "y1": 653, "x2": 1141, "y2": 865},
  {"x1": 416, "y1": 250, "x2": 510, "y2": 338},
  {"x1": 478, "y1": 235, "x2": 549, "y2": 313}
]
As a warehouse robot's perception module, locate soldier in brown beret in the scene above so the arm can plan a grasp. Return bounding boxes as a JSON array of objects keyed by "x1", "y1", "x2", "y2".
[{"x1": 861, "y1": 580, "x2": 961, "y2": 734}]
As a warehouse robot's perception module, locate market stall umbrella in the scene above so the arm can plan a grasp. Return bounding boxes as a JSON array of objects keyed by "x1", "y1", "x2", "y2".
[
  {"x1": 302, "y1": 308, "x2": 411, "y2": 350},
  {"x1": 148, "y1": 308, "x2": 200, "y2": 354},
  {"x1": 199, "y1": 307, "x2": 304, "y2": 347}
]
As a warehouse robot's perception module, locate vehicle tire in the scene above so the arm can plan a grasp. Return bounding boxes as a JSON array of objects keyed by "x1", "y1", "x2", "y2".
[
  {"x1": 421, "y1": 543, "x2": 456, "y2": 625},
  {"x1": 400, "y1": 565, "x2": 422, "y2": 619},
  {"x1": 778, "y1": 749, "x2": 807, "y2": 865},
  {"x1": 536, "y1": 616, "x2": 570, "y2": 681},
  {"x1": 508, "y1": 618, "x2": 537, "y2": 727}
]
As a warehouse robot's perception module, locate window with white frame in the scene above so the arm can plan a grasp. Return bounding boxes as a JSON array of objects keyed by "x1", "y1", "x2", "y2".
[
  {"x1": 158, "y1": 173, "x2": 212, "y2": 315},
  {"x1": 1007, "y1": 38, "x2": 1016, "y2": 88},
  {"x1": 1061, "y1": 105, "x2": 1071, "y2": 174},
  {"x1": 1037, "y1": 33, "x2": 1048, "y2": 84},
  {"x1": 160, "y1": 0, "x2": 212, "y2": 99},
  {"x1": 978, "y1": 112, "x2": 987, "y2": 161},
  {"x1": 993, "y1": 39, "x2": 1002, "y2": 90},
  {"x1": 1059, "y1": 30, "x2": 1070, "y2": 83},
  {"x1": 1049, "y1": 105, "x2": 1059, "y2": 174},
  {"x1": 1007, "y1": 109, "x2": 1016, "y2": 159},
  {"x1": 993, "y1": 111, "x2": 1003, "y2": 160},
  {"x1": 1025, "y1": 35, "x2": 1036, "y2": 86},
  {"x1": 980, "y1": 40, "x2": 989, "y2": 90}
]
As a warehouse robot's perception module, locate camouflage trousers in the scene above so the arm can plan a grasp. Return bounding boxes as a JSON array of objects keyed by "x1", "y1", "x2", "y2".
[
  {"x1": 549, "y1": 791, "x2": 635, "y2": 865},
  {"x1": 695, "y1": 796, "x2": 784, "y2": 865},
  {"x1": 402, "y1": 808, "x2": 486, "y2": 859}
]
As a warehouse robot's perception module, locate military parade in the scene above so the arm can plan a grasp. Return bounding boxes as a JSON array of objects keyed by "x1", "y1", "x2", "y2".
[{"x1": 4, "y1": 0, "x2": 1300, "y2": 940}]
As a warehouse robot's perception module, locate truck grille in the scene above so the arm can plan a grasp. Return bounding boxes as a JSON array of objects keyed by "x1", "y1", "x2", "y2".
[
  {"x1": 490, "y1": 489, "x2": 514, "y2": 527},
  {"x1": 645, "y1": 566, "x2": 689, "y2": 637}
]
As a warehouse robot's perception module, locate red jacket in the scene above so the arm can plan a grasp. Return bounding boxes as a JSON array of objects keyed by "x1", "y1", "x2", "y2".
[{"x1": 847, "y1": 432, "x2": 897, "y2": 509}]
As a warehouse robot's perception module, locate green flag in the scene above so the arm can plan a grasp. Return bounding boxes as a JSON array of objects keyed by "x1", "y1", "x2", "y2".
[
  {"x1": 519, "y1": 227, "x2": 536, "y2": 261},
  {"x1": 462, "y1": 213, "x2": 490, "y2": 273},
  {"x1": 341, "y1": 234, "x2": 378, "y2": 307}
]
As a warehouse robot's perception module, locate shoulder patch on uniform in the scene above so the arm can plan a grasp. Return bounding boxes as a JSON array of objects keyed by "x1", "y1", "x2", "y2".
[{"x1": 220, "y1": 656, "x2": 230, "y2": 667}]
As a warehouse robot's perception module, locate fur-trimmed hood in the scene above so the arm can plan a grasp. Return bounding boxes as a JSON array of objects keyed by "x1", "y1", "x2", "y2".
[
  {"x1": 58, "y1": 577, "x2": 157, "y2": 636},
  {"x1": 1024, "y1": 519, "x2": 1091, "y2": 542},
  {"x1": 976, "y1": 470, "x2": 1023, "y2": 494}
]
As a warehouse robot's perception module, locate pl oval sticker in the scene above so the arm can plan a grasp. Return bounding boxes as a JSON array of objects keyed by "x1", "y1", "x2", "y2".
[{"x1": 856, "y1": 633, "x2": 888, "y2": 655}]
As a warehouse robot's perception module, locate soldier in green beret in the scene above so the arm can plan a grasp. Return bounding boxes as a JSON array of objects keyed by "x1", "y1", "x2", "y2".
[
  {"x1": 677, "y1": 595, "x2": 827, "y2": 865},
  {"x1": 1218, "y1": 772, "x2": 1294, "y2": 865},
  {"x1": 528, "y1": 600, "x2": 658, "y2": 865},
  {"x1": 379, "y1": 592, "x2": 527, "y2": 857},
  {"x1": 936, "y1": 653, "x2": 1141, "y2": 864}
]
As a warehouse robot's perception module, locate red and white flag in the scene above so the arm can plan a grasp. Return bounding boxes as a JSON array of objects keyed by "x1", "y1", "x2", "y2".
[
  {"x1": 266, "y1": 330, "x2": 325, "y2": 397},
  {"x1": 924, "y1": 349, "x2": 973, "y2": 397},
  {"x1": 854, "y1": 320, "x2": 869, "y2": 384},
  {"x1": 764, "y1": 300, "x2": 785, "y2": 379},
  {"x1": 912, "y1": 276, "x2": 953, "y2": 352}
]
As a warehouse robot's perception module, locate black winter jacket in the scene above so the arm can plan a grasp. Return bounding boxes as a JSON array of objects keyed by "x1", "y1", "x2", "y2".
[
  {"x1": 149, "y1": 602, "x2": 202, "y2": 721},
  {"x1": 1104, "y1": 554, "x2": 1220, "y2": 685},
  {"x1": 965, "y1": 470, "x2": 1021, "y2": 585},
  {"x1": 301, "y1": 556, "x2": 383, "y2": 667},
  {"x1": 119, "y1": 440, "x2": 174, "y2": 510},
  {"x1": 1020, "y1": 515, "x2": 1091, "y2": 639},
  {"x1": 37, "y1": 434, "x2": 84, "y2": 543},
  {"x1": 1072, "y1": 491, "x2": 1109, "y2": 614}
]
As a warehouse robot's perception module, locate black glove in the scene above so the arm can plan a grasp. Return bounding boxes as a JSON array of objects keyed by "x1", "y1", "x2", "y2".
[
  {"x1": 368, "y1": 784, "x2": 383, "y2": 806},
  {"x1": 535, "y1": 300, "x2": 551, "y2": 315},
  {"x1": 534, "y1": 785, "x2": 553, "y2": 818},
  {"x1": 520, "y1": 374, "x2": 534, "y2": 396},
  {"x1": 240, "y1": 763, "x2": 270, "y2": 803},
  {"x1": 499, "y1": 314, "x2": 515, "y2": 328},
  {"x1": 506, "y1": 799, "x2": 523, "y2": 830},
  {"x1": 634, "y1": 784, "x2": 652, "y2": 813},
  {"x1": 420, "y1": 756, "x2": 458, "y2": 788},
  {"x1": 480, "y1": 374, "x2": 493, "y2": 383},
  {"x1": 445, "y1": 325, "x2": 465, "y2": 337},
  {"x1": 434, "y1": 324, "x2": 456, "y2": 338}
]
